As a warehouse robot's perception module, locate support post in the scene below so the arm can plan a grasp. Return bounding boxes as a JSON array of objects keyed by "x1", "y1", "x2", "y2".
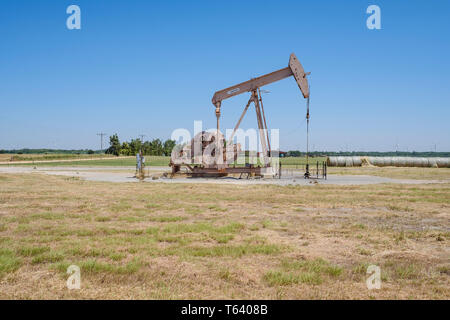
[
  {"x1": 252, "y1": 90, "x2": 269, "y2": 167},
  {"x1": 215, "y1": 102, "x2": 222, "y2": 166},
  {"x1": 215, "y1": 102, "x2": 221, "y2": 137},
  {"x1": 258, "y1": 88, "x2": 271, "y2": 156}
]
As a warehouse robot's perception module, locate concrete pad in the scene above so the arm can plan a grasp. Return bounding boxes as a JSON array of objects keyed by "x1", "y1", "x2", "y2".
[{"x1": 0, "y1": 166, "x2": 445, "y2": 186}]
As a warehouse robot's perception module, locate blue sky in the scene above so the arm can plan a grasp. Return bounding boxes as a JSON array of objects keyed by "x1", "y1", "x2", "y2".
[{"x1": 0, "y1": 0, "x2": 449, "y2": 151}]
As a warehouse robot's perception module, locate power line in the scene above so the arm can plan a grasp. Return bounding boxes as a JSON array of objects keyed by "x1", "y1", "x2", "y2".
[{"x1": 96, "y1": 133, "x2": 107, "y2": 152}]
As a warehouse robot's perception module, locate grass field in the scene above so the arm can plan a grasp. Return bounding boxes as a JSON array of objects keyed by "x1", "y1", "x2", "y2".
[
  {"x1": 327, "y1": 166, "x2": 450, "y2": 180},
  {"x1": 0, "y1": 170, "x2": 448, "y2": 299},
  {"x1": 0, "y1": 153, "x2": 110, "y2": 162},
  {"x1": 2, "y1": 154, "x2": 450, "y2": 181},
  {"x1": 0, "y1": 155, "x2": 325, "y2": 168},
  {"x1": 0, "y1": 156, "x2": 165, "y2": 167}
]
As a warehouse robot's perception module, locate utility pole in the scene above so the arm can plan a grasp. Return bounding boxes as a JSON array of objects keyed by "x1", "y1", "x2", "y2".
[
  {"x1": 97, "y1": 133, "x2": 107, "y2": 152},
  {"x1": 138, "y1": 134, "x2": 146, "y2": 142}
]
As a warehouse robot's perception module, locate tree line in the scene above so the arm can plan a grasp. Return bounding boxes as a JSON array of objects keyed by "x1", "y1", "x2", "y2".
[
  {"x1": 1, "y1": 147, "x2": 449, "y2": 158},
  {"x1": 284, "y1": 151, "x2": 450, "y2": 157},
  {"x1": 105, "y1": 134, "x2": 176, "y2": 156},
  {"x1": 0, "y1": 148, "x2": 99, "y2": 155}
]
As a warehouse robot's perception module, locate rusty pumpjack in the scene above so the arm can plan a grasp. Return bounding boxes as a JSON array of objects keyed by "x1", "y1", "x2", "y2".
[{"x1": 170, "y1": 53, "x2": 310, "y2": 178}]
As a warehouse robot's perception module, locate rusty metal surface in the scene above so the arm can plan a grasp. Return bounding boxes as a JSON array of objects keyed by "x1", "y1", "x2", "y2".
[
  {"x1": 289, "y1": 53, "x2": 309, "y2": 98},
  {"x1": 171, "y1": 163, "x2": 263, "y2": 178},
  {"x1": 212, "y1": 67, "x2": 292, "y2": 105},
  {"x1": 212, "y1": 53, "x2": 309, "y2": 105}
]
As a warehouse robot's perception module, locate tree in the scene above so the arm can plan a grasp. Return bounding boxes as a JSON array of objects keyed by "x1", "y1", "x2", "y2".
[
  {"x1": 120, "y1": 142, "x2": 132, "y2": 156},
  {"x1": 286, "y1": 150, "x2": 302, "y2": 157},
  {"x1": 163, "y1": 139, "x2": 176, "y2": 156},
  {"x1": 105, "y1": 134, "x2": 121, "y2": 156},
  {"x1": 149, "y1": 138, "x2": 163, "y2": 155},
  {"x1": 129, "y1": 139, "x2": 142, "y2": 155},
  {"x1": 141, "y1": 140, "x2": 151, "y2": 155}
]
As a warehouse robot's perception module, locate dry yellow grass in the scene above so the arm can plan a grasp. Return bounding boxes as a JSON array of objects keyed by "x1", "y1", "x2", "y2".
[
  {"x1": 0, "y1": 154, "x2": 14, "y2": 162},
  {"x1": 327, "y1": 166, "x2": 450, "y2": 180},
  {"x1": 0, "y1": 172, "x2": 448, "y2": 299},
  {"x1": 0, "y1": 153, "x2": 125, "y2": 164}
]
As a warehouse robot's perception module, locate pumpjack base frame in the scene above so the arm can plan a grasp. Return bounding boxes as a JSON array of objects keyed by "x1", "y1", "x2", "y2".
[{"x1": 171, "y1": 164, "x2": 265, "y2": 178}]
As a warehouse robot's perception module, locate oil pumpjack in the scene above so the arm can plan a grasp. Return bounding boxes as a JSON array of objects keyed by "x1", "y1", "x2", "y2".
[{"x1": 170, "y1": 53, "x2": 310, "y2": 178}]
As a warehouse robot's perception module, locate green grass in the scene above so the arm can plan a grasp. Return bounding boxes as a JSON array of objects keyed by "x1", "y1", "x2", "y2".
[
  {"x1": 230, "y1": 156, "x2": 326, "y2": 168},
  {"x1": 148, "y1": 216, "x2": 186, "y2": 223},
  {"x1": 279, "y1": 156, "x2": 327, "y2": 167},
  {"x1": 17, "y1": 246, "x2": 50, "y2": 257},
  {"x1": 394, "y1": 264, "x2": 420, "y2": 279},
  {"x1": 53, "y1": 258, "x2": 142, "y2": 275},
  {"x1": 168, "y1": 243, "x2": 284, "y2": 258},
  {"x1": 382, "y1": 261, "x2": 422, "y2": 280},
  {"x1": 0, "y1": 156, "x2": 170, "y2": 167},
  {"x1": 210, "y1": 234, "x2": 234, "y2": 244},
  {"x1": 0, "y1": 249, "x2": 22, "y2": 276},
  {"x1": 264, "y1": 258, "x2": 343, "y2": 286},
  {"x1": 264, "y1": 270, "x2": 322, "y2": 286},
  {"x1": 139, "y1": 222, "x2": 246, "y2": 245},
  {"x1": 4, "y1": 153, "x2": 108, "y2": 162},
  {"x1": 31, "y1": 251, "x2": 64, "y2": 264},
  {"x1": 280, "y1": 258, "x2": 343, "y2": 276},
  {"x1": 30, "y1": 212, "x2": 66, "y2": 220},
  {"x1": 161, "y1": 221, "x2": 244, "y2": 235}
]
